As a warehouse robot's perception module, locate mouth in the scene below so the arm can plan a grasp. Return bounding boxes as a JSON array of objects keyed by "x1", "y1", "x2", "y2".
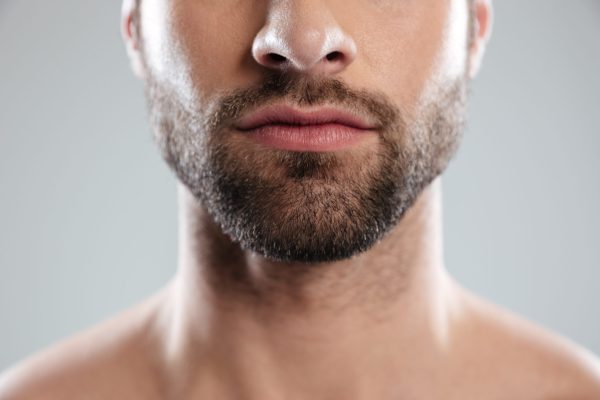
[{"x1": 234, "y1": 104, "x2": 379, "y2": 152}]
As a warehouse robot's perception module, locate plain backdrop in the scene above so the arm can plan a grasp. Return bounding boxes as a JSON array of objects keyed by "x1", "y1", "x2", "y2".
[{"x1": 1, "y1": 0, "x2": 599, "y2": 370}]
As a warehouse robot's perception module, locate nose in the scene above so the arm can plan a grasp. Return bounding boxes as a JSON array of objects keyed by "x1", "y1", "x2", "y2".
[{"x1": 252, "y1": 1, "x2": 357, "y2": 76}]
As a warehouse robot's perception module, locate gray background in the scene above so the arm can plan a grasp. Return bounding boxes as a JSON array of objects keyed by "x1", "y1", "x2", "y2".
[{"x1": 0, "y1": 0, "x2": 599, "y2": 370}]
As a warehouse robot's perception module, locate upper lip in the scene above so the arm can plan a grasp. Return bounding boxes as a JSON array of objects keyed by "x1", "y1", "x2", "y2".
[{"x1": 235, "y1": 104, "x2": 379, "y2": 131}]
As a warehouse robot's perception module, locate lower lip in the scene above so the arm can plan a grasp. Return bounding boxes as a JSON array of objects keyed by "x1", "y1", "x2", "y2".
[{"x1": 239, "y1": 124, "x2": 377, "y2": 152}]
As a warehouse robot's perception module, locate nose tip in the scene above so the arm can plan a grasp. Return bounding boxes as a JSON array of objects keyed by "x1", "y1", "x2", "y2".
[{"x1": 252, "y1": 17, "x2": 357, "y2": 76}]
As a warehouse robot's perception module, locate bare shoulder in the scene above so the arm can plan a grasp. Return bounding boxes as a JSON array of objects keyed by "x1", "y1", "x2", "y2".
[
  {"x1": 456, "y1": 287, "x2": 600, "y2": 399},
  {"x1": 0, "y1": 292, "x2": 167, "y2": 400}
]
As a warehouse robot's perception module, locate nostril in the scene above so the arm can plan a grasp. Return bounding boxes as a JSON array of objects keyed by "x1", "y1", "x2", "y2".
[
  {"x1": 267, "y1": 53, "x2": 287, "y2": 63},
  {"x1": 325, "y1": 51, "x2": 343, "y2": 62}
]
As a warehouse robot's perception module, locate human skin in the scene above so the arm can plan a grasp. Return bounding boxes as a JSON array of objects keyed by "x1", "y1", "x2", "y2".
[{"x1": 1, "y1": 0, "x2": 600, "y2": 399}]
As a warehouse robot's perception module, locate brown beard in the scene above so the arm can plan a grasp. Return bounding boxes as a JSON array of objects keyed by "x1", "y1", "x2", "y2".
[{"x1": 145, "y1": 72, "x2": 467, "y2": 263}]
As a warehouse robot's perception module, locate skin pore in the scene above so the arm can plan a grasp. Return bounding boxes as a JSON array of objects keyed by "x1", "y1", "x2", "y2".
[{"x1": 1, "y1": 0, "x2": 600, "y2": 399}]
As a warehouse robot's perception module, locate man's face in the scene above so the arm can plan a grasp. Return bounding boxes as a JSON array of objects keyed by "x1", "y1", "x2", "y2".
[{"x1": 133, "y1": 0, "x2": 476, "y2": 263}]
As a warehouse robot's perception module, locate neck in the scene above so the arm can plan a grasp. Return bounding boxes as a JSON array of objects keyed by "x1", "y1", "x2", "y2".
[{"x1": 158, "y1": 177, "x2": 461, "y2": 398}]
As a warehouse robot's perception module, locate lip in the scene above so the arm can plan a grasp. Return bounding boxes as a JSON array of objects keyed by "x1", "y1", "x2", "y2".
[
  {"x1": 236, "y1": 104, "x2": 378, "y2": 131},
  {"x1": 234, "y1": 104, "x2": 379, "y2": 152}
]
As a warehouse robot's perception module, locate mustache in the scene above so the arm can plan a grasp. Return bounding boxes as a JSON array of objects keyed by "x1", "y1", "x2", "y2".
[{"x1": 206, "y1": 72, "x2": 403, "y2": 132}]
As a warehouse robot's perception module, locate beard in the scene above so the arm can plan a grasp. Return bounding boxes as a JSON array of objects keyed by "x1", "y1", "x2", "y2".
[{"x1": 145, "y1": 72, "x2": 467, "y2": 263}]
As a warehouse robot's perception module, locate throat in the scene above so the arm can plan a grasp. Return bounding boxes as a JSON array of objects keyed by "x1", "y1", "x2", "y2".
[{"x1": 162, "y1": 178, "x2": 456, "y2": 398}]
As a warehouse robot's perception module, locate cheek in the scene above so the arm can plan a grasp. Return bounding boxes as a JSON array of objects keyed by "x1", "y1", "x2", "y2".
[
  {"x1": 353, "y1": 0, "x2": 467, "y2": 114},
  {"x1": 141, "y1": 1, "x2": 257, "y2": 102},
  {"x1": 140, "y1": 0, "x2": 172, "y2": 77},
  {"x1": 141, "y1": 0, "x2": 197, "y2": 102},
  {"x1": 167, "y1": 2, "x2": 266, "y2": 98},
  {"x1": 436, "y1": 0, "x2": 470, "y2": 82}
]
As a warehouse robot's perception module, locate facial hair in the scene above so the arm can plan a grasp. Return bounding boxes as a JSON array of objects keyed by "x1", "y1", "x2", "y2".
[{"x1": 145, "y1": 72, "x2": 467, "y2": 263}]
